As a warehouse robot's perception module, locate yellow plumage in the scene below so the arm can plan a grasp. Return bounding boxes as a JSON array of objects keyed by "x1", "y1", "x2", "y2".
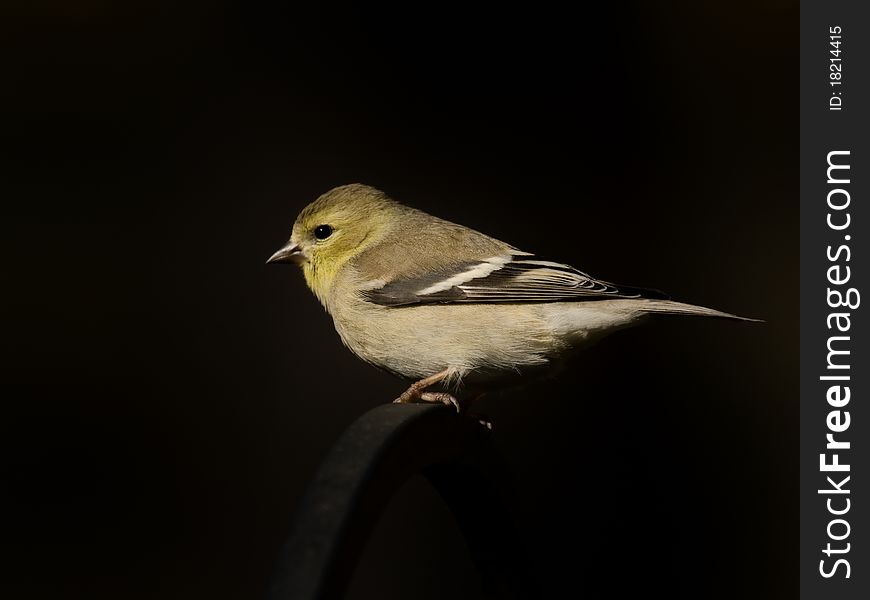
[{"x1": 267, "y1": 184, "x2": 758, "y2": 409}]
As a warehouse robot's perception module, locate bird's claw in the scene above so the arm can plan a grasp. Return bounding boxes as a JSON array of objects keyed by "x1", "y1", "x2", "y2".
[
  {"x1": 420, "y1": 392, "x2": 461, "y2": 413},
  {"x1": 392, "y1": 390, "x2": 461, "y2": 413},
  {"x1": 392, "y1": 391, "x2": 416, "y2": 404}
]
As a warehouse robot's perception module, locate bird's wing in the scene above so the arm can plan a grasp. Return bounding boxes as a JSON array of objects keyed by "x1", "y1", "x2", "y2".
[{"x1": 362, "y1": 254, "x2": 668, "y2": 307}]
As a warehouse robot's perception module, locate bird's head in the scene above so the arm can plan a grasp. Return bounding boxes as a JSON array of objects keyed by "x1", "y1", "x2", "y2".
[{"x1": 267, "y1": 183, "x2": 398, "y2": 303}]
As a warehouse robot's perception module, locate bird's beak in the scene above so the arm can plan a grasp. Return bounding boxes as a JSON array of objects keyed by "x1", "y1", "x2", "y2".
[{"x1": 266, "y1": 241, "x2": 304, "y2": 265}]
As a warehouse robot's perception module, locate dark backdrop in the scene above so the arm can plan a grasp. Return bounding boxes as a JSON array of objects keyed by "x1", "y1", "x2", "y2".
[{"x1": 1, "y1": 2, "x2": 797, "y2": 599}]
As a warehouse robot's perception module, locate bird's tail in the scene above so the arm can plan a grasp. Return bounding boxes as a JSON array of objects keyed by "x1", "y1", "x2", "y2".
[{"x1": 637, "y1": 300, "x2": 763, "y2": 323}]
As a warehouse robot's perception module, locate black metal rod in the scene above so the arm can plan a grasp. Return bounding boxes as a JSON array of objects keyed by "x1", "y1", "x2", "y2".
[{"x1": 265, "y1": 403, "x2": 493, "y2": 600}]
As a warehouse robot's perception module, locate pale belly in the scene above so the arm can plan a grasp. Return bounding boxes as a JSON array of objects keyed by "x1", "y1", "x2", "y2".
[{"x1": 327, "y1": 298, "x2": 635, "y2": 388}]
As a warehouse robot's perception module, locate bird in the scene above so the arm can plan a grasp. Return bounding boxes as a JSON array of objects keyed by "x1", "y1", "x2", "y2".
[{"x1": 267, "y1": 184, "x2": 758, "y2": 411}]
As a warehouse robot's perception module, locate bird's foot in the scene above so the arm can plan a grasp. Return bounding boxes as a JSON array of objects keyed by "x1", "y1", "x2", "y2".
[
  {"x1": 392, "y1": 383, "x2": 490, "y2": 428},
  {"x1": 392, "y1": 389, "x2": 419, "y2": 405},
  {"x1": 392, "y1": 389, "x2": 461, "y2": 413},
  {"x1": 420, "y1": 392, "x2": 461, "y2": 413},
  {"x1": 392, "y1": 369, "x2": 451, "y2": 405}
]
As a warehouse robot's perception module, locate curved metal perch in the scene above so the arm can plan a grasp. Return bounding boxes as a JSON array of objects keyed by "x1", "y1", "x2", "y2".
[{"x1": 265, "y1": 403, "x2": 532, "y2": 600}]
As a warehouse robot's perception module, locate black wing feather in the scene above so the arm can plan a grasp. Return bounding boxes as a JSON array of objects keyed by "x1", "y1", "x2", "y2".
[{"x1": 363, "y1": 255, "x2": 668, "y2": 307}]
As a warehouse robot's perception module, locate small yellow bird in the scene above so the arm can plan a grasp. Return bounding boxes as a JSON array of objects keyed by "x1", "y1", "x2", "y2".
[{"x1": 268, "y1": 184, "x2": 756, "y2": 410}]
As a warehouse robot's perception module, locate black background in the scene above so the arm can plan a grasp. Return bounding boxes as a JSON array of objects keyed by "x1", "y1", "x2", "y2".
[{"x1": 1, "y1": 2, "x2": 796, "y2": 599}]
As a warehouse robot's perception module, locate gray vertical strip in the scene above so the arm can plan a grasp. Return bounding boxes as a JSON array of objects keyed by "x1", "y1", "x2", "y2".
[{"x1": 801, "y1": 1, "x2": 869, "y2": 598}]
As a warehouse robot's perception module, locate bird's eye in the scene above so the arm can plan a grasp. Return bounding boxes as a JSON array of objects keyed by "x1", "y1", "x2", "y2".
[{"x1": 314, "y1": 224, "x2": 333, "y2": 240}]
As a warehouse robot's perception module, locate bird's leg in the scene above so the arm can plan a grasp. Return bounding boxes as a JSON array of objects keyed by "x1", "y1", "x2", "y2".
[{"x1": 393, "y1": 369, "x2": 454, "y2": 408}]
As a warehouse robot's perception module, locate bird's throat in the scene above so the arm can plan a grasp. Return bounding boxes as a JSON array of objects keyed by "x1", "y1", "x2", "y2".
[{"x1": 303, "y1": 259, "x2": 339, "y2": 312}]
